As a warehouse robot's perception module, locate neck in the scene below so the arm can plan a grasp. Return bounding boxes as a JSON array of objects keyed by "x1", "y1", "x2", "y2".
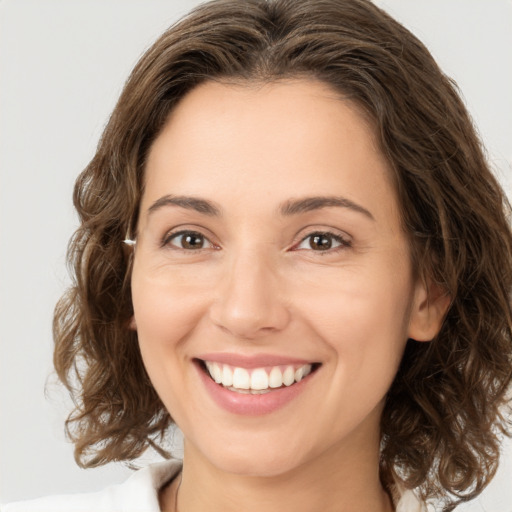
[{"x1": 161, "y1": 430, "x2": 393, "y2": 512}]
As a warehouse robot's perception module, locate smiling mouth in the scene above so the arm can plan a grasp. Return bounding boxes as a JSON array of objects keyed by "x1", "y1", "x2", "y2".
[{"x1": 198, "y1": 360, "x2": 321, "y2": 394}]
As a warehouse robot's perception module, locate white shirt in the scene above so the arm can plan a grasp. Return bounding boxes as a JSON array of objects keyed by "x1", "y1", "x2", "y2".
[{"x1": 2, "y1": 459, "x2": 426, "y2": 511}]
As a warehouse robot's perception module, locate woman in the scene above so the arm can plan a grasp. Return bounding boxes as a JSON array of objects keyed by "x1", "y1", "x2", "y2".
[{"x1": 3, "y1": 0, "x2": 511, "y2": 511}]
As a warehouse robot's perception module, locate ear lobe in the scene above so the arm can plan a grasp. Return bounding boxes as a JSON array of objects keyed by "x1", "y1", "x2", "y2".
[{"x1": 408, "y1": 279, "x2": 451, "y2": 342}]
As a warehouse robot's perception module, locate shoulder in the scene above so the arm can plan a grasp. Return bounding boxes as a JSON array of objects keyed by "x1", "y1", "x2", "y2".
[{"x1": 1, "y1": 460, "x2": 182, "y2": 512}]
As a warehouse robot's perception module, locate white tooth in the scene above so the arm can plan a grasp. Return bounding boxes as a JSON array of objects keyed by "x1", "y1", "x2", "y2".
[
  {"x1": 211, "y1": 362, "x2": 222, "y2": 383},
  {"x1": 205, "y1": 361, "x2": 214, "y2": 377},
  {"x1": 295, "y1": 366, "x2": 304, "y2": 382},
  {"x1": 221, "y1": 365, "x2": 233, "y2": 387},
  {"x1": 303, "y1": 364, "x2": 312, "y2": 377},
  {"x1": 269, "y1": 366, "x2": 283, "y2": 388},
  {"x1": 283, "y1": 366, "x2": 295, "y2": 386},
  {"x1": 250, "y1": 368, "x2": 269, "y2": 390},
  {"x1": 232, "y1": 367, "x2": 250, "y2": 389},
  {"x1": 205, "y1": 361, "x2": 219, "y2": 382}
]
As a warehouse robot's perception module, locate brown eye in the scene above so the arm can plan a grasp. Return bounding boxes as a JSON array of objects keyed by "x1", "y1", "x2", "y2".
[
  {"x1": 295, "y1": 231, "x2": 351, "y2": 252},
  {"x1": 166, "y1": 231, "x2": 213, "y2": 250},
  {"x1": 310, "y1": 233, "x2": 333, "y2": 250}
]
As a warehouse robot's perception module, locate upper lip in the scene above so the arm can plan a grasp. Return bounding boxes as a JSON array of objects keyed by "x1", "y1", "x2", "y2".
[{"x1": 196, "y1": 352, "x2": 317, "y2": 369}]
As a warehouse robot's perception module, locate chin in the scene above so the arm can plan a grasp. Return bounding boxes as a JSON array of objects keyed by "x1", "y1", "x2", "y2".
[
  {"x1": 198, "y1": 438, "x2": 311, "y2": 478},
  {"x1": 217, "y1": 455, "x2": 302, "y2": 478}
]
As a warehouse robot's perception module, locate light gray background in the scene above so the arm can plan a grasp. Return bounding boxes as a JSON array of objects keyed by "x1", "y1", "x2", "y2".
[{"x1": 1, "y1": 0, "x2": 511, "y2": 509}]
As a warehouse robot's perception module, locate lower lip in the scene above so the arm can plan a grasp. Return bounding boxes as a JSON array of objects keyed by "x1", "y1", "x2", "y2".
[{"x1": 196, "y1": 362, "x2": 316, "y2": 416}]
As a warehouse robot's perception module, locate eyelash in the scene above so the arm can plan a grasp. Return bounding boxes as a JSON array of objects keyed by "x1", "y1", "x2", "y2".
[
  {"x1": 161, "y1": 229, "x2": 352, "y2": 254},
  {"x1": 161, "y1": 230, "x2": 219, "y2": 251},
  {"x1": 293, "y1": 231, "x2": 352, "y2": 254}
]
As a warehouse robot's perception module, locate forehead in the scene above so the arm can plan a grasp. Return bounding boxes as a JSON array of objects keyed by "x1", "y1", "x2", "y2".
[
  {"x1": 142, "y1": 79, "x2": 399, "y2": 227},
  {"x1": 149, "y1": 79, "x2": 378, "y2": 165}
]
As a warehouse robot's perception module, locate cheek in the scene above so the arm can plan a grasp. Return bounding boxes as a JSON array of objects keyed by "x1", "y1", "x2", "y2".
[
  {"x1": 299, "y1": 261, "x2": 412, "y2": 337},
  {"x1": 130, "y1": 267, "x2": 209, "y2": 389},
  {"x1": 130, "y1": 273, "x2": 206, "y2": 420},
  {"x1": 296, "y1": 261, "x2": 413, "y2": 379},
  {"x1": 132, "y1": 263, "x2": 207, "y2": 337},
  {"x1": 298, "y1": 283, "x2": 411, "y2": 431}
]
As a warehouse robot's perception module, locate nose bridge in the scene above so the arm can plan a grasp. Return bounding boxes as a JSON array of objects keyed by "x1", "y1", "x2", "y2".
[{"x1": 210, "y1": 244, "x2": 290, "y2": 339}]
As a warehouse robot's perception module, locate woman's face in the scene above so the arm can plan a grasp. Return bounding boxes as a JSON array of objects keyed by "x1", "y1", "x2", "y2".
[{"x1": 131, "y1": 79, "x2": 431, "y2": 477}]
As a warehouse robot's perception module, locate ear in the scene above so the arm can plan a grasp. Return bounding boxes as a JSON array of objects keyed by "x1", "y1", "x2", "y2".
[
  {"x1": 128, "y1": 315, "x2": 137, "y2": 331},
  {"x1": 407, "y1": 278, "x2": 451, "y2": 342}
]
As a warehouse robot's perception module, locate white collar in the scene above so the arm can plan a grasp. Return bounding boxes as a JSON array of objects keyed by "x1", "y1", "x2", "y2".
[{"x1": 145, "y1": 460, "x2": 427, "y2": 512}]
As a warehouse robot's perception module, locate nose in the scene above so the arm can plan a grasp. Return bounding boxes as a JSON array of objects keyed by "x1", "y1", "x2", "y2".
[{"x1": 209, "y1": 250, "x2": 291, "y2": 340}]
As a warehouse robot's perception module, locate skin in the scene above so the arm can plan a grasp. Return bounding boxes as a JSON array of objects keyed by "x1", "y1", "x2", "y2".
[{"x1": 130, "y1": 79, "x2": 446, "y2": 512}]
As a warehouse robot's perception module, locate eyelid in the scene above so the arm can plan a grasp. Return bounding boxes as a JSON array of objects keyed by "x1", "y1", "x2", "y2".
[
  {"x1": 161, "y1": 226, "x2": 220, "y2": 250},
  {"x1": 291, "y1": 229, "x2": 352, "y2": 252},
  {"x1": 168, "y1": 231, "x2": 214, "y2": 250}
]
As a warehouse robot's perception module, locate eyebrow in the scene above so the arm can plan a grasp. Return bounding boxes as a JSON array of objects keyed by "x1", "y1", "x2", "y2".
[
  {"x1": 147, "y1": 194, "x2": 374, "y2": 220},
  {"x1": 148, "y1": 195, "x2": 222, "y2": 216},
  {"x1": 279, "y1": 196, "x2": 374, "y2": 220}
]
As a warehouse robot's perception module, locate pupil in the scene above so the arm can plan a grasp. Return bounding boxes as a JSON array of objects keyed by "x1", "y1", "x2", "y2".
[
  {"x1": 184, "y1": 234, "x2": 203, "y2": 249},
  {"x1": 311, "y1": 234, "x2": 331, "y2": 250}
]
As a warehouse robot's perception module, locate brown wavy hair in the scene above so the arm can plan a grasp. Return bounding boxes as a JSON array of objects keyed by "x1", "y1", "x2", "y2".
[{"x1": 53, "y1": 0, "x2": 512, "y2": 509}]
